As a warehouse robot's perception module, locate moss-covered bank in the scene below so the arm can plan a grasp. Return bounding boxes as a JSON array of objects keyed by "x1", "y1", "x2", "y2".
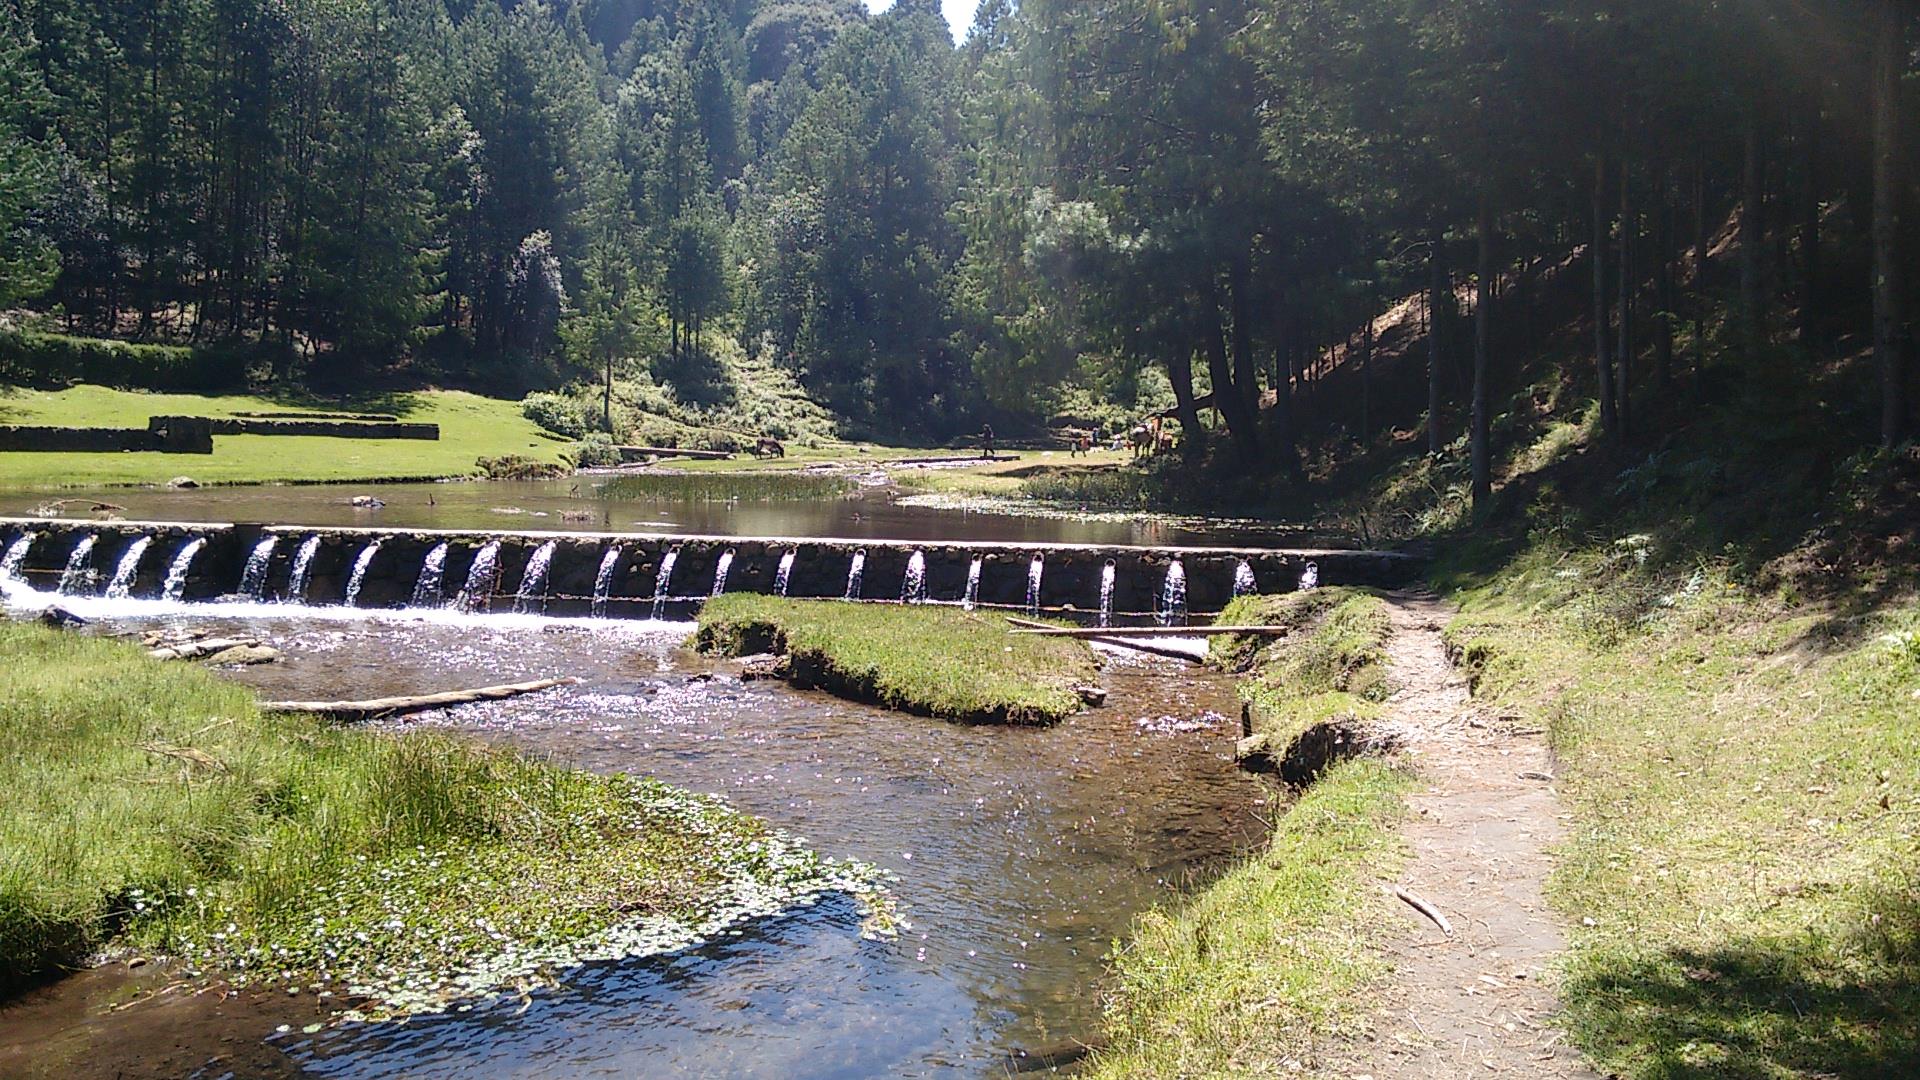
[
  {"x1": 0, "y1": 621, "x2": 878, "y2": 1014},
  {"x1": 1211, "y1": 588, "x2": 1395, "y2": 782},
  {"x1": 694, "y1": 595, "x2": 1099, "y2": 725}
]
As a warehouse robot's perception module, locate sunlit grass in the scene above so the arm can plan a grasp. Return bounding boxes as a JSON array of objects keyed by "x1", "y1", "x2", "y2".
[
  {"x1": 0, "y1": 385, "x2": 568, "y2": 488},
  {"x1": 694, "y1": 595, "x2": 1098, "y2": 724},
  {"x1": 1088, "y1": 759, "x2": 1409, "y2": 1078},
  {"x1": 1443, "y1": 547, "x2": 1920, "y2": 1077},
  {"x1": 0, "y1": 621, "x2": 864, "y2": 1009}
]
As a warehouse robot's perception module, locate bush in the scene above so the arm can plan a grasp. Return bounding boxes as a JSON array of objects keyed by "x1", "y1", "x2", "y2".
[
  {"x1": 572, "y1": 432, "x2": 623, "y2": 468},
  {"x1": 520, "y1": 391, "x2": 590, "y2": 439},
  {"x1": 0, "y1": 329, "x2": 260, "y2": 391}
]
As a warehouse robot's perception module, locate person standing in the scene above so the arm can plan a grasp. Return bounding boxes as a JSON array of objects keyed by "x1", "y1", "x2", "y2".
[{"x1": 980, "y1": 423, "x2": 996, "y2": 459}]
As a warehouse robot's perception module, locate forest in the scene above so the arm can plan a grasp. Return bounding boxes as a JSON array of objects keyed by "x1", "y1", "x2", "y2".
[{"x1": 0, "y1": 0, "x2": 1914, "y2": 459}]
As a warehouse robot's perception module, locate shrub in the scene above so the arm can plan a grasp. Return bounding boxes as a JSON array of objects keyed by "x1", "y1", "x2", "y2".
[
  {"x1": 520, "y1": 391, "x2": 590, "y2": 439},
  {"x1": 0, "y1": 329, "x2": 260, "y2": 391},
  {"x1": 572, "y1": 432, "x2": 623, "y2": 468}
]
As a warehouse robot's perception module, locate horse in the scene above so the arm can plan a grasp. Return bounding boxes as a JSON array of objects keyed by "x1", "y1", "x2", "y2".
[
  {"x1": 753, "y1": 436, "x2": 786, "y2": 459},
  {"x1": 1128, "y1": 425, "x2": 1154, "y2": 460}
]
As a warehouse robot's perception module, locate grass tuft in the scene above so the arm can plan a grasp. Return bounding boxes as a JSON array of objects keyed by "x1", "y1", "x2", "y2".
[{"x1": 694, "y1": 595, "x2": 1098, "y2": 725}]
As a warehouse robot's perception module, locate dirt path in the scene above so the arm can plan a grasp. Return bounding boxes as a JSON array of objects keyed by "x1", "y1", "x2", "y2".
[{"x1": 1327, "y1": 593, "x2": 1595, "y2": 1078}]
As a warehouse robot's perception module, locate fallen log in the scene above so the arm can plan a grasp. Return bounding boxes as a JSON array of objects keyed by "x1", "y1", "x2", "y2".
[
  {"x1": 149, "y1": 637, "x2": 262, "y2": 661},
  {"x1": 262, "y1": 677, "x2": 581, "y2": 720},
  {"x1": 1009, "y1": 625, "x2": 1292, "y2": 639},
  {"x1": 1004, "y1": 617, "x2": 1203, "y2": 664}
]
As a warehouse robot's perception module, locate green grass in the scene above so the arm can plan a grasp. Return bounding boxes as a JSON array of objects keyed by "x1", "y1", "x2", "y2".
[
  {"x1": 1438, "y1": 551, "x2": 1920, "y2": 1078},
  {"x1": 0, "y1": 385, "x2": 569, "y2": 488},
  {"x1": 0, "y1": 621, "x2": 871, "y2": 1011},
  {"x1": 1087, "y1": 759, "x2": 1410, "y2": 1079},
  {"x1": 694, "y1": 595, "x2": 1099, "y2": 725}
]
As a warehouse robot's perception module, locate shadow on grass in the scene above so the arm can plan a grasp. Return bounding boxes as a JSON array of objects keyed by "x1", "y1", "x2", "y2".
[
  {"x1": 1567, "y1": 911, "x2": 1920, "y2": 1079},
  {"x1": 251, "y1": 386, "x2": 427, "y2": 418},
  {"x1": 652, "y1": 345, "x2": 738, "y2": 411}
]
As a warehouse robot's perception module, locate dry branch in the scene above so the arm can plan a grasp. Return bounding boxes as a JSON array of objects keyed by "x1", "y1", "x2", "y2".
[
  {"x1": 261, "y1": 677, "x2": 581, "y2": 720},
  {"x1": 148, "y1": 637, "x2": 262, "y2": 661},
  {"x1": 1004, "y1": 617, "x2": 1204, "y2": 664},
  {"x1": 1392, "y1": 885, "x2": 1454, "y2": 937}
]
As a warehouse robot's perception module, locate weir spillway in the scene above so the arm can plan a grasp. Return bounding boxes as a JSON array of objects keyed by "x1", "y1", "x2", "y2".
[{"x1": 0, "y1": 517, "x2": 1423, "y2": 620}]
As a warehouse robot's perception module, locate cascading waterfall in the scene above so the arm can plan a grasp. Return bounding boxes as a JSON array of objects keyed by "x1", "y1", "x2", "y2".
[
  {"x1": 514, "y1": 541, "x2": 559, "y2": 614},
  {"x1": 711, "y1": 549, "x2": 736, "y2": 597},
  {"x1": 1098, "y1": 560, "x2": 1117, "y2": 628},
  {"x1": 411, "y1": 543, "x2": 450, "y2": 608},
  {"x1": 456, "y1": 541, "x2": 502, "y2": 612},
  {"x1": 342, "y1": 541, "x2": 380, "y2": 607},
  {"x1": 0, "y1": 532, "x2": 35, "y2": 584},
  {"x1": 650, "y1": 547, "x2": 680, "y2": 620},
  {"x1": 1157, "y1": 559, "x2": 1187, "y2": 626},
  {"x1": 773, "y1": 550, "x2": 797, "y2": 597},
  {"x1": 286, "y1": 535, "x2": 322, "y2": 602},
  {"x1": 591, "y1": 546, "x2": 622, "y2": 617},
  {"x1": 1298, "y1": 561, "x2": 1320, "y2": 591},
  {"x1": 104, "y1": 535, "x2": 154, "y2": 599},
  {"x1": 962, "y1": 555, "x2": 983, "y2": 611},
  {"x1": 239, "y1": 536, "x2": 280, "y2": 599},
  {"x1": 1233, "y1": 559, "x2": 1258, "y2": 598},
  {"x1": 162, "y1": 538, "x2": 207, "y2": 603},
  {"x1": 1025, "y1": 554, "x2": 1045, "y2": 616},
  {"x1": 58, "y1": 534, "x2": 98, "y2": 594},
  {"x1": 900, "y1": 550, "x2": 927, "y2": 604},
  {"x1": 843, "y1": 550, "x2": 866, "y2": 601}
]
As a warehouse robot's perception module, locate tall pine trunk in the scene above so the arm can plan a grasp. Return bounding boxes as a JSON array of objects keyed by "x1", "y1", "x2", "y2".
[
  {"x1": 1617, "y1": 162, "x2": 1634, "y2": 436},
  {"x1": 1740, "y1": 114, "x2": 1765, "y2": 350},
  {"x1": 1427, "y1": 226, "x2": 1447, "y2": 455},
  {"x1": 1800, "y1": 104, "x2": 1822, "y2": 344},
  {"x1": 1594, "y1": 158, "x2": 1617, "y2": 436},
  {"x1": 1693, "y1": 157, "x2": 1709, "y2": 373},
  {"x1": 1471, "y1": 195, "x2": 1493, "y2": 511},
  {"x1": 1872, "y1": 0, "x2": 1908, "y2": 446},
  {"x1": 1657, "y1": 190, "x2": 1676, "y2": 386}
]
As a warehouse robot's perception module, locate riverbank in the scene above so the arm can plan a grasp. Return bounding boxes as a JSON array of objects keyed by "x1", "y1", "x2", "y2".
[
  {"x1": 0, "y1": 619, "x2": 877, "y2": 1015},
  {"x1": 1438, "y1": 546, "x2": 1920, "y2": 1076},
  {"x1": 694, "y1": 595, "x2": 1099, "y2": 724},
  {"x1": 0, "y1": 385, "x2": 570, "y2": 488}
]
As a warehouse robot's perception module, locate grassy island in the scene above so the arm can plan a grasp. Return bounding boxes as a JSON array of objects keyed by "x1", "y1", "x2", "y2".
[
  {"x1": 0, "y1": 621, "x2": 876, "y2": 1014},
  {"x1": 694, "y1": 595, "x2": 1100, "y2": 725}
]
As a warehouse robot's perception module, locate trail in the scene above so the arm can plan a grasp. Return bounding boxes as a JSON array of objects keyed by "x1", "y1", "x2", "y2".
[{"x1": 1327, "y1": 593, "x2": 1596, "y2": 1078}]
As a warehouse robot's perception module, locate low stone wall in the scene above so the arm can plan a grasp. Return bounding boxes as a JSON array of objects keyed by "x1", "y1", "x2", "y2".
[
  {"x1": 0, "y1": 417, "x2": 213, "y2": 454},
  {"x1": 0, "y1": 517, "x2": 1424, "y2": 619},
  {"x1": 204, "y1": 418, "x2": 439, "y2": 439}
]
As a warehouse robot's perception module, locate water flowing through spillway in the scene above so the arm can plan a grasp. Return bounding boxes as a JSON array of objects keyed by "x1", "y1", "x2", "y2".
[
  {"x1": 287, "y1": 535, "x2": 322, "y2": 602},
  {"x1": 711, "y1": 549, "x2": 735, "y2": 597},
  {"x1": 773, "y1": 550, "x2": 796, "y2": 597},
  {"x1": 57, "y1": 535, "x2": 98, "y2": 594},
  {"x1": 650, "y1": 547, "x2": 680, "y2": 620},
  {"x1": 963, "y1": 555, "x2": 982, "y2": 611},
  {"x1": 0, "y1": 532, "x2": 33, "y2": 584},
  {"x1": 1158, "y1": 559, "x2": 1187, "y2": 626},
  {"x1": 342, "y1": 542, "x2": 380, "y2": 607},
  {"x1": 411, "y1": 543, "x2": 450, "y2": 608},
  {"x1": 1025, "y1": 554, "x2": 1044, "y2": 616},
  {"x1": 843, "y1": 550, "x2": 865, "y2": 600},
  {"x1": 239, "y1": 537, "x2": 279, "y2": 599},
  {"x1": 592, "y1": 547, "x2": 622, "y2": 617},
  {"x1": 1233, "y1": 558, "x2": 1257, "y2": 598},
  {"x1": 1099, "y1": 560, "x2": 1117, "y2": 627},
  {"x1": 514, "y1": 541, "x2": 558, "y2": 614},
  {"x1": 901, "y1": 550, "x2": 927, "y2": 604},
  {"x1": 162, "y1": 538, "x2": 208, "y2": 602},
  {"x1": 103, "y1": 535, "x2": 153, "y2": 599},
  {"x1": 456, "y1": 541, "x2": 502, "y2": 612}
]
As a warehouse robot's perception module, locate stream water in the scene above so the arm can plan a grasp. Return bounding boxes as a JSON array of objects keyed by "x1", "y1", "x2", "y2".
[
  {"x1": 0, "y1": 611, "x2": 1272, "y2": 1079},
  {"x1": 0, "y1": 476, "x2": 1323, "y2": 548}
]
